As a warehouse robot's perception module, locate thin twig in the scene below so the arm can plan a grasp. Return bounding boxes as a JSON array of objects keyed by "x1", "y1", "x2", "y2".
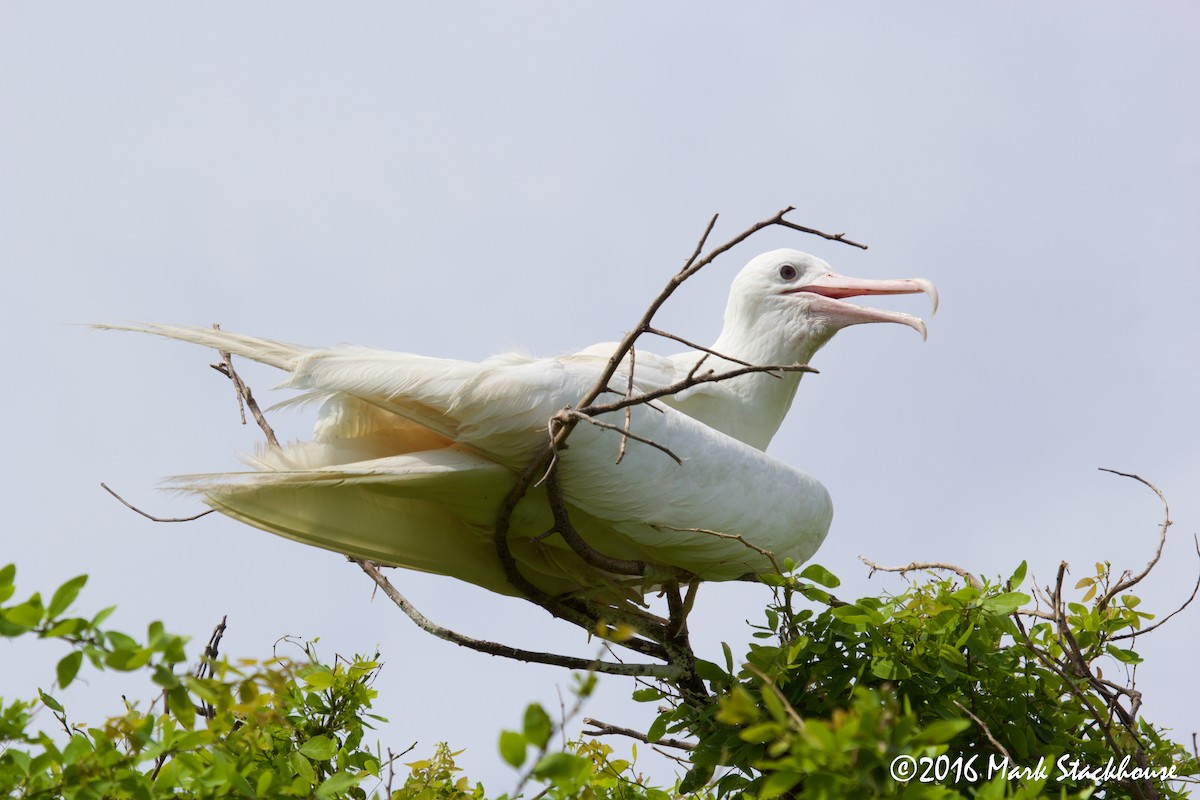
[
  {"x1": 616, "y1": 344, "x2": 636, "y2": 465},
  {"x1": 581, "y1": 717, "x2": 696, "y2": 751},
  {"x1": 100, "y1": 482, "x2": 215, "y2": 522},
  {"x1": 858, "y1": 555, "x2": 983, "y2": 590},
  {"x1": 952, "y1": 699, "x2": 1011, "y2": 762},
  {"x1": 579, "y1": 362, "x2": 816, "y2": 418},
  {"x1": 210, "y1": 323, "x2": 280, "y2": 449},
  {"x1": 1096, "y1": 468, "x2": 1172, "y2": 610},
  {"x1": 1112, "y1": 534, "x2": 1200, "y2": 641},
  {"x1": 655, "y1": 525, "x2": 783, "y2": 576},
  {"x1": 567, "y1": 410, "x2": 683, "y2": 465},
  {"x1": 642, "y1": 326, "x2": 775, "y2": 371},
  {"x1": 745, "y1": 663, "x2": 805, "y2": 729},
  {"x1": 678, "y1": 213, "x2": 719, "y2": 274}
]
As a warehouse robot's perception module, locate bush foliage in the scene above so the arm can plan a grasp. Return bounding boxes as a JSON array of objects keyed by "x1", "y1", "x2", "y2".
[{"x1": 1, "y1": 559, "x2": 1195, "y2": 798}]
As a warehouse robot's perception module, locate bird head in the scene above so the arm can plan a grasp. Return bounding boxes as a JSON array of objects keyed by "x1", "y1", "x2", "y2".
[{"x1": 718, "y1": 249, "x2": 938, "y2": 366}]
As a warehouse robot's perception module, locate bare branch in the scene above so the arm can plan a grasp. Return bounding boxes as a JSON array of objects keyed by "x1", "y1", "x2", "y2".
[
  {"x1": 1112, "y1": 533, "x2": 1200, "y2": 642},
  {"x1": 615, "y1": 344, "x2": 636, "y2": 465},
  {"x1": 656, "y1": 525, "x2": 783, "y2": 577},
  {"x1": 642, "y1": 326, "x2": 773, "y2": 371},
  {"x1": 952, "y1": 699, "x2": 1011, "y2": 762},
  {"x1": 100, "y1": 482, "x2": 215, "y2": 523},
  {"x1": 356, "y1": 560, "x2": 679, "y2": 679},
  {"x1": 210, "y1": 323, "x2": 280, "y2": 449},
  {"x1": 774, "y1": 217, "x2": 868, "y2": 250},
  {"x1": 581, "y1": 717, "x2": 696, "y2": 751},
  {"x1": 544, "y1": 470, "x2": 647, "y2": 577},
  {"x1": 745, "y1": 663, "x2": 805, "y2": 729},
  {"x1": 678, "y1": 213, "x2": 719, "y2": 274},
  {"x1": 579, "y1": 362, "x2": 817, "y2": 418},
  {"x1": 566, "y1": 410, "x2": 682, "y2": 465},
  {"x1": 859, "y1": 555, "x2": 983, "y2": 590},
  {"x1": 1096, "y1": 468, "x2": 1172, "y2": 610}
]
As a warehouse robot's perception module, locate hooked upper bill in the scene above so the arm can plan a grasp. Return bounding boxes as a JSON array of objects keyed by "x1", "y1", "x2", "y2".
[{"x1": 785, "y1": 272, "x2": 938, "y2": 341}]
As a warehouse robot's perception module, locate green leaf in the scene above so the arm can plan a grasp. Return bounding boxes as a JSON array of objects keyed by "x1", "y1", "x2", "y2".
[
  {"x1": 300, "y1": 734, "x2": 338, "y2": 760},
  {"x1": 38, "y1": 688, "x2": 63, "y2": 713},
  {"x1": 4, "y1": 599, "x2": 44, "y2": 628},
  {"x1": 303, "y1": 669, "x2": 336, "y2": 690},
  {"x1": 920, "y1": 718, "x2": 972, "y2": 743},
  {"x1": 56, "y1": 650, "x2": 83, "y2": 688},
  {"x1": 523, "y1": 703, "x2": 552, "y2": 749},
  {"x1": 315, "y1": 772, "x2": 360, "y2": 799},
  {"x1": 167, "y1": 685, "x2": 195, "y2": 730},
  {"x1": 47, "y1": 575, "x2": 87, "y2": 618},
  {"x1": 91, "y1": 605, "x2": 117, "y2": 628},
  {"x1": 981, "y1": 591, "x2": 1030, "y2": 615},
  {"x1": 532, "y1": 751, "x2": 590, "y2": 783},
  {"x1": 289, "y1": 750, "x2": 316, "y2": 784},
  {"x1": 61, "y1": 733, "x2": 91, "y2": 764},
  {"x1": 646, "y1": 713, "x2": 668, "y2": 743},
  {"x1": 631, "y1": 687, "x2": 662, "y2": 702},
  {"x1": 0, "y1": 563, "x2": 16, "y2": 604},
  {"x1": 1107, "y1": 645, "x2": 1143, "y2": 664},
  {"x1": 1009, "y1": 560, "x2": 1028, "y2": 589},
  {"x1": 499, "y1": 730, "x2": 527, "y2": 768},
  {"x1": 799, "y1": 563, "x2": 841, "y2": 588},
  {"x1": 759, "y1": 770, "x2": 801, "y2": 799}
]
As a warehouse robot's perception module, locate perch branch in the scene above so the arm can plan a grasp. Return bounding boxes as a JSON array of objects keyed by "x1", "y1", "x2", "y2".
[
  {"x1": 545, "y1": 469, "x2": 647, "y2": 576},
  {"x1": 356, "y1": 560, "x2": 679, "y2": 679}
]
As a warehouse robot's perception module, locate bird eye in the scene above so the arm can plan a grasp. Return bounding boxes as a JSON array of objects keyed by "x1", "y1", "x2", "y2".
[{"x1": 779, "y1": 264, "x2": 798, "y2": 281}]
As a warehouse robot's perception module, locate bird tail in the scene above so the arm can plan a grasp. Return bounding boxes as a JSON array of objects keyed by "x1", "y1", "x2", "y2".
[
  {"x1": 92, "y1": 322, "x2": 308, "y2": 372},
  {"x1": 169, "y1": 446, "x2": 630, "y2": 600}
]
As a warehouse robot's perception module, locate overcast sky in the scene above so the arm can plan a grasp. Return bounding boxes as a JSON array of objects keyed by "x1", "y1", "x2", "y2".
[{"x1": 3, "y1": 3, "x2": 1198, "y2": 790}]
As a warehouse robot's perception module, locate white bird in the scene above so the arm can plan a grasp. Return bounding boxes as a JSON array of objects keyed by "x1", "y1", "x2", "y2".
[
  {"x1": 581, "y1": 249, "x2": 937, "y2": 449},
  {"x1": 98, "y1": 249, "x2": 935, "y2": 600}
]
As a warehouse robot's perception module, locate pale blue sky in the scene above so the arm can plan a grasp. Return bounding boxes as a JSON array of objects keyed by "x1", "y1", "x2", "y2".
[{"x1": 3, "y1": 3, "x2": 1198, "y2": 789}]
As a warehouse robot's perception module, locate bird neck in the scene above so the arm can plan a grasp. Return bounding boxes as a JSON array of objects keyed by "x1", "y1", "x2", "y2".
[{"x1": 682, "y1": 325, "x2": 828, "y2": 450}]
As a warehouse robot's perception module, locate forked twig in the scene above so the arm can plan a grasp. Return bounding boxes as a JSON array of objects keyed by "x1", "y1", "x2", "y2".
[{"x1": 100, "y1": 482, "x2": 215, "y2": 522}]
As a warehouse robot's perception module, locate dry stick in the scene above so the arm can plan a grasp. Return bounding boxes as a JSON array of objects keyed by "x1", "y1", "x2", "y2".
[
  {"x1": 615, "y1": 344, "x2": 636, "y2": 465},
  {"x1": 356, "y1": 560, "x2": 679, "y2": 680},
  {"x1": 100, "y1": 483, "x2": 216, "y2": 522},
  {"x1": 581, "y1": 717, "x2": 696, "y2": 751},
  {"x1": 566, "y1": 410, "x2": 682, "y2": 465},
  {"x1": 209, "y1": 323, "x2": 280, "y2": 449},
  {"x1": 1112, "y1": 533, "x2": 1200, "y2": 642},
  {"x1": 580, "y1": 363, "x2": 815, "y2": 418},
  {"x1": 194, "y1": 615, "x2": 228, "y2": 720},
  {"x1": 951, "y1": 699, "x2": 1012, "y2": 762},
  {"x1": 1095, "y1": 468, "x2": 1172, "y2": 611},
  {"x1": 858, "y1": 555, "x2": 983, "y2": 590}
]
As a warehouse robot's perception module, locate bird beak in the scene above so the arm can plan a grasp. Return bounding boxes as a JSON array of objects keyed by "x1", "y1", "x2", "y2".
[{"x1": 785, "y1": 272, "x2": 938, "y2": 341}]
